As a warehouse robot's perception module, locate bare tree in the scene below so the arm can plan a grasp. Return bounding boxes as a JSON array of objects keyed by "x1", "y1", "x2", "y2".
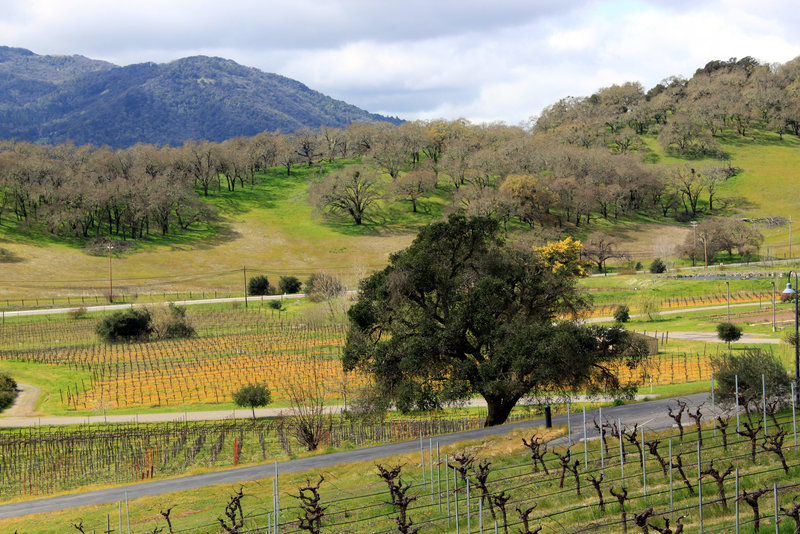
[
  {"x1": 673, "y1": 167, "x2": 704, "y2": 217},
  {"x1": 310, "y1": 166, "x2": 381, "y2": 225},
  {"x1": 583, "y1": 232, "x2": 624, "y2": 274},
  {"x1": 369, "y1": 129, "x2": 411, "y2": 180},
  {"x1": 649, "y1": 515, "x2": 687, "y2": 534},
  {"x1": 160, "y1": 507, "x2": 175, "y2": 534},
  {"x1": 389, "y1": 169, "x2": 437, "y2": 213},
  {"x1": 555, "y1": 448, "x2": 581, "y2": 495},
  {"x1": 284, "y1": 368, "x2": 331, "y2": 451},
  {"x1": 645, "y1": 439, "x2": 669, "y2": 476},
  {"x1": 670, "y1": 454, "x2": 695, "y2": 495},
  {"x1": 737, "y1": 419, "x2": 763, "y2": 463},
  {"x1": 716, "y1": 415, "x2": 730, "y2": 451},
  {"x1": 295, "y1": 127, "x2": 319, "y2": 167}
]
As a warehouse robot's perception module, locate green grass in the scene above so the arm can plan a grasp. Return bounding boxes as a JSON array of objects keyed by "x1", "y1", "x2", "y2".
[{"x1": 0, "y1": 360, "x2": 94, "y2": 414}]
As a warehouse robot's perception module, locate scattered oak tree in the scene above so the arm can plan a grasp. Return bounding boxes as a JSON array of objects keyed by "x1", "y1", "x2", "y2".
[
  {"x1": 310, "y1": 165, "x2": 381, "y2": 225},
  {"x1": 583, "y1": 231, "x2": 624, "y2": 274},
  {"x1": 389, "y1": 169, "x2": 437, "y2": 213},
  {"x1": 342, "y1": 215, "x2": 648, "y2": 426}
]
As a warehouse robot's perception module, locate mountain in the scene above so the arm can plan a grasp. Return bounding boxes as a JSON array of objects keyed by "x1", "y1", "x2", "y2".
[{"x1": 0, "y1": 47, "x2": 401, "y2": 147}]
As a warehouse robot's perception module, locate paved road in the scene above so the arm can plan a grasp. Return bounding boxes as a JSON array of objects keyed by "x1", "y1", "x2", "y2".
[{"x1": 0, "y1": 392, "x2": 710, "y2": 519}]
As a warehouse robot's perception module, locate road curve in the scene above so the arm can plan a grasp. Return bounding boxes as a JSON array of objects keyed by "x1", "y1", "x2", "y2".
[{"x1": 0, "y1": 392, "x2": 709, "y2": 519}]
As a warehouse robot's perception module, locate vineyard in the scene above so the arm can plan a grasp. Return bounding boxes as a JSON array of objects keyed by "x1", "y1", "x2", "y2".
[
  {"x1": 265, "y1": 402, "x2": 800, "y2": 533},
  {"x1": 18, "y1": 393, "x2": 800, "y2": 533},
  {"x1": 587, "y1": 290, "x2": 776, "y2": 317},
  {"x1": 0, "y1": 309, "x2": 365, "y2": 410},
  {"x1": 0, "y1": 412, "x2": 538, "y2": 499},
  {"x1": 0, "y1": 305, "x2": 771, "y2": 415}
]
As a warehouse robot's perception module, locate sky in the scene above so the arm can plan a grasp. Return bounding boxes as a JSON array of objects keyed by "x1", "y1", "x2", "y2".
[{"x1": 2, "y1": 0, "x2": 799, "y2": 125}]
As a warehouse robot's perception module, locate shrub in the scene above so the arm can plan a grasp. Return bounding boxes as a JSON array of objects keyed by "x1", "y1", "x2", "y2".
[
  {"x1": 782, "y1": 329, "x2": 798, "y2": 347},
  {"x1": 0, "y1": 373, "x2": 18, "y2": 411},
  {"x1": 716, "y1": 322, "x2": 743, "y2": 347},
  {"x1": 0, "y1": 374, "x2": 17, "y2": 392},
  {"x1": 279, "y1": 275, "x2": 302, "y2": 294},
  {"x1": 69, "y1": 306, "x2": 88, "y2": 320},
  {"x1": 649, "y1": 258, "x2": 667, "y2": 273},
  {"x1": 248, "y1": 275, "x2": 272, "y2": 296},
  {"x1": 233, "y1": 383, "x2": 272, "y2": 419},
  {"x1": 711, "y1": 347, "x2": 790, "y2": 407},
  {"x1": 152, "y1": 303, "x2": 195, "y2": 339},
  {"x1": 96, "y1": 308, "x2": 152, "y2": 342},
  {"x1": 613, "y1": 305, "x2": 630, "y2": 323},
  {"x1": 268, "y1": 299, "x2": 284, "y2": 311}
]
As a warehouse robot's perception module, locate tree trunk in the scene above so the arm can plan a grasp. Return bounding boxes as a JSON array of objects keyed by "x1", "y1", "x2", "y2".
[{"x1": 484, "y1": 394, "x2": 520, "y2": 427}]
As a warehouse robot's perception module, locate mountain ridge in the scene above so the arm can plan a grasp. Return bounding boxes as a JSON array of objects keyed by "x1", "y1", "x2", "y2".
[{"x1": 0, "y1": 47, "x2": 401, "y2": 147}]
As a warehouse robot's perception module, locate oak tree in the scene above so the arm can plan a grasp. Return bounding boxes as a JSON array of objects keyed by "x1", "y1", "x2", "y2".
[{"x1": 342, "y1": 215, "x2": 647, "y2": 426}]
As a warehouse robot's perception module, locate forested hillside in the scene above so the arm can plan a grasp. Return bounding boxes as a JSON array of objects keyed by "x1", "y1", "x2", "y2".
[
  {"x1": 0, "y1": 47, "x2": 400, "y2": 147},
  {"x1": 0, "y1": 55, "x2": 798, "y2": 275}
]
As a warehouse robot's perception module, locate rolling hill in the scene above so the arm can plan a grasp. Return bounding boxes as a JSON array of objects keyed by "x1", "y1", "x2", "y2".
[{"x1": 0, "y1": 47, "x2": 401, "y2": 147}]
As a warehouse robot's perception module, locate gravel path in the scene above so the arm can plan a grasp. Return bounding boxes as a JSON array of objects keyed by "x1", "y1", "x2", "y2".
[{"x1": 1, "y1": 383, "x2": 39, "y2": 417}]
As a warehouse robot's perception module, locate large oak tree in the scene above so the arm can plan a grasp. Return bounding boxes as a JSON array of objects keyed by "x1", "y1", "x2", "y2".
[{"x1": 342, "y1": 215, "x2": 647, "y2": 426}]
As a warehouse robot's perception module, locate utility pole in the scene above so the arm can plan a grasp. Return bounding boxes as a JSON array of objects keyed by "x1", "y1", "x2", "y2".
[
  {"x1": 107, "y1": 243, "x2": 114, "y2": 303},
  {"x1": 790, "y1": 216, "x2": 793, "y2": 259}
]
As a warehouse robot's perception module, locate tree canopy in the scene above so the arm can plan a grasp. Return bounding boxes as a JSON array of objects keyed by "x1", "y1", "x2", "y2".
[
  {"x1": 232, "y1": 383, "x2": 272, "y2": 419},
  {"x1": 342, "y1": 215, "x2": 648, "y2": 426}
]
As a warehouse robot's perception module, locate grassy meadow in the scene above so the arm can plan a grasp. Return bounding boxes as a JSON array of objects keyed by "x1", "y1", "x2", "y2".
[{"x1": 0, "y1": 131, "x2": 798, "y2": 302}]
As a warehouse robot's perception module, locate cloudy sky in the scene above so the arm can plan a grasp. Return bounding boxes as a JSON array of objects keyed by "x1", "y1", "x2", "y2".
[{"x1": 2, "y1": 0, "x2": 799, "y2": 124}]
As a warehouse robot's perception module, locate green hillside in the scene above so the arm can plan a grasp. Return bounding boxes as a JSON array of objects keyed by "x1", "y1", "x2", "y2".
[{"x1": 0, "y1": 130, "x2": 797, "y2": 302}]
